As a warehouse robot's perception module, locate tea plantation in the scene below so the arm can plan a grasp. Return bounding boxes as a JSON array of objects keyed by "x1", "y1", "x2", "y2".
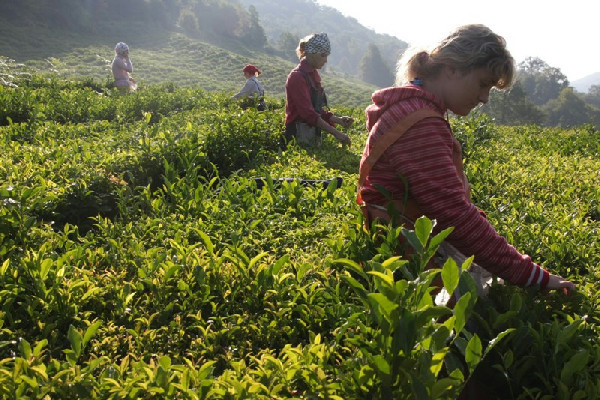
[{"x1": 1, "y1": 74, "x2": 599, "y2": 399}]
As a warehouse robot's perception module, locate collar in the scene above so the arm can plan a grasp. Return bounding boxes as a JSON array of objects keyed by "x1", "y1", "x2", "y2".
[{"x1": 299, "y1": 58, "x2": 316, "y2": 73}]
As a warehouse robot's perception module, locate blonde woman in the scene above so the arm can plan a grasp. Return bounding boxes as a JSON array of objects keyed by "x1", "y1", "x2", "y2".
[{"x1": 358, "y1": 24, "x2": 574, "y2": 294}]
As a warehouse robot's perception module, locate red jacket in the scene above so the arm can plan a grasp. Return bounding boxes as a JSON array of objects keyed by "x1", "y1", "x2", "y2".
[
  {"x1": 285, "y1": 58, "x2": 333, "y2": 126},
  {"x1": 359, "y1": 85, "x2": 550, "y2": 288}
]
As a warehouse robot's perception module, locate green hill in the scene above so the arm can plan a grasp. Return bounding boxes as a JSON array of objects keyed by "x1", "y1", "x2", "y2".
[
  {"x1": 237, "y1": 0, "x2": 408, "y2": 76},
  {"x1": 0, "y1": 1, "x2": 380, "y2": 108}
]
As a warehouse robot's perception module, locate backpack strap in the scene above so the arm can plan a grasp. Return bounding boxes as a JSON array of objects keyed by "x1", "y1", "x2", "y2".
[
  {"x1": 298, "y1": 68, "x2": 328, "y2": 111},
  {"x1": 356, "y1": 108, "x2": 444, "y2": 204}
]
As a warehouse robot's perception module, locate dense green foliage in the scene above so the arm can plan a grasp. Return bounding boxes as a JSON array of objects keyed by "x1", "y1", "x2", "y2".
[{"x1": 1, "y1": 74, "x2": 599, "y2": 399}]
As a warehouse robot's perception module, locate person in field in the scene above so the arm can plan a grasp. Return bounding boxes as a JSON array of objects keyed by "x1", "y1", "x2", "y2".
[
  {"x1": 357, "y1": 24, "x2": 575, "y2": 295},
  {"x1": 111, "y1": 42, "x2": 137, "y2": 92},
  {"x1": 231, "y1": 64, "x2": 266, "y2": 111},
  {"x1": 284, "y1": 33, "x2": 353, "y2": 146}
]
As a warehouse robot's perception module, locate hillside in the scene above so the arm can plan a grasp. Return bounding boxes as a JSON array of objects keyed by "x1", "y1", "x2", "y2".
[
  {"x1": 237, "y1": 0, "x2": 408, "y2": 76},
  {"x1": 0, "y1": 0, "x2": 387, "y2": 108}
]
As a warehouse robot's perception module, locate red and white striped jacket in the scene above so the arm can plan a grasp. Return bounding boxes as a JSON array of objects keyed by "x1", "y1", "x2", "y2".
[{"x1": 359, "y1": 85, "x2": 549, "y2": 288}]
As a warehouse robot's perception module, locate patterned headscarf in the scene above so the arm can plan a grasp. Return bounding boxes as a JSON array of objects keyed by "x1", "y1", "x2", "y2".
[
  {"x1": 115, "y1": 42, "x2": 129, "y2": 55},
  {"x1": 305, "y1": 33, "x2": 330, "y2": 55}
]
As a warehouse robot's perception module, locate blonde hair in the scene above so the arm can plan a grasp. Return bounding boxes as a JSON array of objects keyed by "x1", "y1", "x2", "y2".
[
  {"x1": 396, "y1": 24, "x2": 515, "y2": 89},
  {"x1": 296, "y1": 34, "x2": 311, "y2": 59}
]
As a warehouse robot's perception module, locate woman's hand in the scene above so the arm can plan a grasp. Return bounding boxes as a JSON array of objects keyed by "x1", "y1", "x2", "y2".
[
  {"x1": 332, "y1": 115, "x2": 354, "y2": 128},
  {"x1": 546, "y1": 274, "x2": 576, "y2": 295},
  {"x1": 333, "y1": 130, "x2": 351, "y2": 146},
  {"x1": 316, "y1": 117, "x2": 351, "y2": 146}
]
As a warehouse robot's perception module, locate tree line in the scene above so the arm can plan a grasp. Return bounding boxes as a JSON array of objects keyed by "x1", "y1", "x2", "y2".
[
  {"x1": 357, "y1": 52, "x2": 600, "y2": 129},
  {"x1": 482, "y1": 57, "x2": 600, "y2": 128},
  {"x1": 0, "y1": 0, "x2": 266, "y2": 48}
]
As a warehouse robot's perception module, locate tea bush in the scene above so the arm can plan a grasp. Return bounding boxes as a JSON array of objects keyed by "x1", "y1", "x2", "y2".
[{"x1": 1, "y1": 74, "x2": 599, "y2": 399}]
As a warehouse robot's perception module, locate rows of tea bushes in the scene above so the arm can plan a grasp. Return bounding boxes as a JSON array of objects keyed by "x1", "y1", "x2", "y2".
[{"x1": 1, "y1": 75, "x2": 599, "y2": 399}]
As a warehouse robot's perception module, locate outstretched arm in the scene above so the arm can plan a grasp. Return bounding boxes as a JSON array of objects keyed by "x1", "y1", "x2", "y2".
[{"x1": 316, "y1": 117, "x2": 351, "y2": 145}]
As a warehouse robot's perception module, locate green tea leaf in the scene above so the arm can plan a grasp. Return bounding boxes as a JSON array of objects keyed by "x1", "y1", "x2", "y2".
[
  {"x1": 248, "y1": 251, "x2": 268, "y2": 270},
  {"x1": 556, "y1": 320, "x2": 583, "y2": 353},
  {"x1": 560, "y1": 350, "x2": 588, "y2": 385},
  {"x1": 372, "y1": 355, "x2": 390, "y2": 376},
  {"x1": 83, "y1": 321, "x2": 102, "y2": 347},
  {"x1": 453, "y1": 292, "x2": 472, "y2": 334},
  {"x1": 465, "y1": 334, "x2": 482, "y2": 373},
  {"x1": 40, "y1": 258, "x2": 53, "y2": 280},
  {"x1": 196, "y1": 229, "x2": 214, "y2": 255},
  {"x1": 159, "y1": 355, "x2": 172, "y2": 371},
  {"x1": 414, "y1": 216, "x2": 433, "y2": 247},
  {"x1": 67, "y1": 325, "x2": 82, "y2": 359},
  {"x1": 431, "y1": 377, "x2": 460, "y2": 398},
  {"x1": 428, "y1": 227, "x2": 454, "y2": 251},
  {"x1": 441, "y1": 257, "x2": 459, "y2": 296},
  {"x1": 402, "y1": 229, "x2": 423, "y2": 253},
  {"x1": 342, "y1": 275, "x2": 367, "y2": 300},
  {"x1": 334, "y1": 258, "x2": 369, "y2": 280},
  {"x1": 367, "y1": 271, "x2": 395, "y2": 288},
  {"x1": 18, "y1": 338, "x2": 31, "y2": 360},
  {"x1": 396, "y1": 310, "x2": 416, "y2": 355},
  {"x1": 272, "y1": 255, "x2": 289, "y2": 276},
  {"x1": 32, "y1": 339, "x2": 48, "y2": 357},
  {"x1": 509, "y1": 292, "x2": 522, "y2": 312},
  {"x1": 483, "y1": 328, "x2": 514, "y2": 359},
  {"x1": 1, "y1": 259, "x2": 9, "y2": 275},
  {"x1": 368, "y1": 293, "x2": 398, "y2": 317}
]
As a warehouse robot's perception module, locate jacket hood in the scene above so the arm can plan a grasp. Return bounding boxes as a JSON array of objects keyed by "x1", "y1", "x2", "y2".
[{"x1": 365, "y1": 86, "x2": 446, "y2": 131}]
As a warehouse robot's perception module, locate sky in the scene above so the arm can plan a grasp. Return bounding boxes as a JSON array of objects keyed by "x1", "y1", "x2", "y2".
[{"x1": 316, "y1": 0, "x2": 597, "y2": 82}]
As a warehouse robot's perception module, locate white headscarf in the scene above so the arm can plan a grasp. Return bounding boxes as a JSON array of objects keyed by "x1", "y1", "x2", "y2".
[
  {"x1": 115, "y1": 42, "x2": 129, "y2": 56},
  {"x1": 305, "y1": 33, "x2": 330, "y2": 55}
]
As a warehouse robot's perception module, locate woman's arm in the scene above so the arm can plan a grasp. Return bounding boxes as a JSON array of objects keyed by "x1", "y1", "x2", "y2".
[
  {"x1": 315, "y1": 117, "x2": 351, "y2": 145},
  {"x1": 330, "y1": 115, "x2": 354, "y2": 128},
  {"x1": 232, "y1": 80, "x2": 255, "y2": 99},
  {"x1": 388, "y1": 118, "x2": 560, "y2": 289},
  {"x1": 113, "y1": 57, "x2": 133, "y2": 73},
  {"x1": 123, "y1": 57, "x2": 133, "y2": 73}
]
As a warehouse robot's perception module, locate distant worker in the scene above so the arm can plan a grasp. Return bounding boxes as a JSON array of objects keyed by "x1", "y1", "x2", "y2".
[
  {"x1": 111, "y1": 42, "x2": 137, "y2": 92},
  {"x1": 232, "y1": 64, "x2": 266, "y2": 111},
  {"x1": 284, "y1": 33, "x2": 353, "y2": 146},
  {"x1": 357, "y1": 24, "x2": 575, "y2": 296}
]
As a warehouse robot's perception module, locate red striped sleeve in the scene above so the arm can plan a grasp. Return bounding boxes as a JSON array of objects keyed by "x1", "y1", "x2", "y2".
[{"x1": 361, "y1": 97, "x2": 550, "y2": 288}]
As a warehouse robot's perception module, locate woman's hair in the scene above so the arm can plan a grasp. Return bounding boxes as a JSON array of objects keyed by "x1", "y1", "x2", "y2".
[
  {"x1": 296, "y1": 36, "x2": 308, "y2": 59},
  {"x1": 296, "y1": 33, "x2": 330, "y2": 59},
  {"x1": 395, "y1": 24, "x2": 515, "y2": 89}
]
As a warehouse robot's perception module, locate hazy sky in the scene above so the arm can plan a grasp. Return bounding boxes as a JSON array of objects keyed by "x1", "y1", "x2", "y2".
[{"x1": 316, "y1": 0, "x2": 597, "y2": 82}]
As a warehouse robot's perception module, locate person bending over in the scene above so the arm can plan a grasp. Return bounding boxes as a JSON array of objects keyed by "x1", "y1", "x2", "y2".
[{"x1": 357, "y1": 24, "x2": 575, "y2": 295}]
